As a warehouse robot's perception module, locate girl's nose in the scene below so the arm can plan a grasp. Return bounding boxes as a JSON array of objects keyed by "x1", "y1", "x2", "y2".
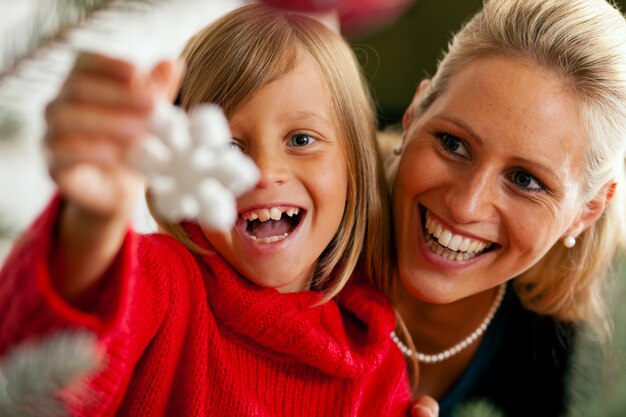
[{"x1": 251, "y1": 146, "x2": 289, "y2": 189}]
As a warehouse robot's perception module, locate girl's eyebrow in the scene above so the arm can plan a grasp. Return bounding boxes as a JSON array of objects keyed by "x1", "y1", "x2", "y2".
[{"x1": 287, "y1": 110, "x2": 332, "y2": 125}]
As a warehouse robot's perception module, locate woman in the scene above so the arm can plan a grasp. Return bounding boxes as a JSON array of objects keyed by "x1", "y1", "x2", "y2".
[{"x1": 384, "y1": 0, "x2": 626, "y2": 415}]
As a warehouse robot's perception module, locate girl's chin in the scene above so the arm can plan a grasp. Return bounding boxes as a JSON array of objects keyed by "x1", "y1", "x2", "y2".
[{"x1": 245, "y1": 270, "x2": 310, "y2": 293}]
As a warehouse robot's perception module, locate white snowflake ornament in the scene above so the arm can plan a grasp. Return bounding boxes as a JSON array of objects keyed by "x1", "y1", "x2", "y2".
[{"x1": 130, "y1": 101, "x2": 259, "y2": 231}]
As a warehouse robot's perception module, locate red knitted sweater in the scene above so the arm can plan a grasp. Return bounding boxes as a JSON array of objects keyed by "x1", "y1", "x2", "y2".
[{"x1": 0, "y1": 198, "x2": 410, "y2": 416}]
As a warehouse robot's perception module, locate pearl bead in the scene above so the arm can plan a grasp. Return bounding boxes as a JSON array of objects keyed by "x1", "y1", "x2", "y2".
[{"x1": 563, "y1": 235, "x2": 576, "y2": 248}]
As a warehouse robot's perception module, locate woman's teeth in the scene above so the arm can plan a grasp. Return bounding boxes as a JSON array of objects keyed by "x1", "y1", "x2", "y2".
[{"x1": 424, "y1": 210, "x2": 492, "y2": 261}]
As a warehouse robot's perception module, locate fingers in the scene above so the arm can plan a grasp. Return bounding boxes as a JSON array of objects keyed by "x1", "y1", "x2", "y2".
[
  {"x1": 46, "y1": 102, "x2": 148, "y2": 142},
  {"x1": 44, "y1": 52, "x2": 183, "y2": 219},
  {"x1": 44, "y1": 52, "x2": 157, "y2": 172},
  {"x1": 149, "y1": 58, "x2": 186, "y2": 101},
  {"x1": 54, "y1": 163, "x2": 144, "y2": 219},
  {"x1": 411, "y1": 395, "x2": 439, "y2": 417},
  {"x1": 58, "y1": 74, "x2": 153, "y2": 111},
  {"x1": 44, "y1": 52, "x2": 158, "y2": 218},
  {"x1": 74, "y1": 52, "x2": 138, "y2": 83}
]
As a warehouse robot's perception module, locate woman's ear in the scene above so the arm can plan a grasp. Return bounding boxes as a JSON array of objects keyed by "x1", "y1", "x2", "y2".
[
  {"x1": 402, "y1": 79, "x2": 430, "y2": 131},
  {"x1": 563, "y1": 181, "x2": 617, "y2": 239}
]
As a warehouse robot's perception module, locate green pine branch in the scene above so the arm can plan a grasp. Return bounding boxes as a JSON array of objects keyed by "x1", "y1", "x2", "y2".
[
  {"x1": 0, "y1": 330, "x2": 104, "y2": 417},
  {"x1": 0, "y1": 105, "x2": 22, "y2": 142}
]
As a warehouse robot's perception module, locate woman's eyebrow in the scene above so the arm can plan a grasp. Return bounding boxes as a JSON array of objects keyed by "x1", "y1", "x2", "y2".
[
  {"x1": 434, "y1": 114, "x2": 484, "y2": 145},
  {"x1": 433, "y1": 114, "x2": 562, "y2": 180}
]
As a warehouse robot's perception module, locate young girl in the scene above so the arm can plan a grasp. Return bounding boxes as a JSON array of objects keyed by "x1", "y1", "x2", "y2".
[{"x1": 0, "y1": 4, "x2": 413, "y2": 416}]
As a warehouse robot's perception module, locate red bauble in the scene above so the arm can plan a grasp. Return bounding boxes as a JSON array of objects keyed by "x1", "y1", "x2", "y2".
[
  {"x1": 261, "y1": 0, "x2": 343, "y2": 12},
  {"x1": 261, "y1": 0, "x2": 414, "y2": 35},
  {"x1": 338, "y1": 0, "x2": 414, "y2": 35}
]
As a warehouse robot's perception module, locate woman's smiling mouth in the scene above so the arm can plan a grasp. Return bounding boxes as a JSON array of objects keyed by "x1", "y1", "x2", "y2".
[{"x1": 421, "y1": 206, "x2": 496, "y2": 261}]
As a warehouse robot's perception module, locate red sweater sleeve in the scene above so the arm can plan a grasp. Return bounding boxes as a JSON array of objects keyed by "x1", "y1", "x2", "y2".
[{"x1": 0, "y1": 196, "x2": 179, "y2": 413}]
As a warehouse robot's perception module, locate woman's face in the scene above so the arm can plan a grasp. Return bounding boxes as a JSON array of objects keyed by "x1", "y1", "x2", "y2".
[{"x1": 393, "y1": 56, "x2": 590, "y2": 303}]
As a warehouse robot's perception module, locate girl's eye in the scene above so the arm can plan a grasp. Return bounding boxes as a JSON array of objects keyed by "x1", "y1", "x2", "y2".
[
  {"x1": 230, "y1": 141, "x2": 243, "y2": 152},
  {"x1": 289, "y1": 133, "x2": 316, "y2": 147},
  {"x1": 436, "y1": 132, "x2": 470, "y2": 159},
  {"x1": 507, "y1": 170, "x2": 544, "y2": 192}
]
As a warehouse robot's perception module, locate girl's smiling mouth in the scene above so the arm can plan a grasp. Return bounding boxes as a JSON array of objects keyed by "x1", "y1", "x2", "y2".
[
  {"x1": 241, "y1": 206, "x2": 304, "y2": 243},
  {"x1": 420, "y1": 205, "x2": 498, "y2": 261}
]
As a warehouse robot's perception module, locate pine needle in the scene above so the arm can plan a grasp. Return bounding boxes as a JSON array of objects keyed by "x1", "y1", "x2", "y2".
[
  {"x1": 0, "y1": 105, "x2": 23, "y2": 142},
  {"x1": 0, "y1": 330, "x2": 104, "y2": 417},
  {"x1": 454, "y1": 399, "x2": 506, "y2": 417}
]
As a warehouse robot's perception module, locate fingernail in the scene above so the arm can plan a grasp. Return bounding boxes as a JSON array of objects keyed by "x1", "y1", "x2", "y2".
[{"x1": 413, "y1": 404, "x2": 435, "y2": 417}]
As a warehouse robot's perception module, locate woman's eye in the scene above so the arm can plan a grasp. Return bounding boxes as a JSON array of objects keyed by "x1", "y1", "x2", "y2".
[
  {"x1": 290, "y1": 133, "x2": 316, "y2": 147},
  {"x1": 508, "y1": 170, "x2": 544, "y2": 192},
  {"x1": 436, "y1": 132, "x2": 470, "y2": 158}
]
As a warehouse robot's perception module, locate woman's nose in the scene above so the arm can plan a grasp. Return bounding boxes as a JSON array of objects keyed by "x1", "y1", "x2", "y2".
[{"x1": 443, "y1": 168, "x2": 498, "y2": 224}]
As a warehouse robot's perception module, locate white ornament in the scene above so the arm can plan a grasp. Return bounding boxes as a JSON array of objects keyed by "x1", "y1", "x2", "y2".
[{"x1": 129, "y1": 101, "x2": 259, "y2": 231}]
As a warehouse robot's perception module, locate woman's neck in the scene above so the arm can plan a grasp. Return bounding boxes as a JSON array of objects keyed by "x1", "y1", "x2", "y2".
[{"x1": 393, "y1": 282, "x2": 501, "y2": 399}]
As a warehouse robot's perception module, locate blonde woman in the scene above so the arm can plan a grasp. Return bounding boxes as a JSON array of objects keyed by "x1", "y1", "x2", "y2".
[
  {"x1": 0, "y1": 4, "x2": 423, "y2": 416},
  {"x1": 385, "y1": 0, "x2": 626, "y2": 415}
]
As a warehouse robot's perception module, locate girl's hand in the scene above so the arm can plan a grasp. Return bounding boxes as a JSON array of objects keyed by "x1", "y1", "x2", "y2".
[
  {"x1": 411, "y1": 395, "x2": 439, "y2": 417},
  {"x1": 45, "y1": 52, "x2": 176, "y2": 220},
  {"x1": 44, "y1": 52, "x2": 183, "y2": 299}
]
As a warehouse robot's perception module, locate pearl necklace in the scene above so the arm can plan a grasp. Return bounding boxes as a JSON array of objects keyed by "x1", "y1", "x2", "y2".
[{"x1": 391, "y1": 283, "x2": 506, "y2": 364}]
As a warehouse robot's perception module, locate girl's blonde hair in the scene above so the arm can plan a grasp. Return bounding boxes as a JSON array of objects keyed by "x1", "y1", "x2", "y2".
[
  {"x1": 147, "y1": 3, "x2": 392, "y2": 301},
  {"x1": 402, "y1": 0, "x2": 626, "y2": 339}
]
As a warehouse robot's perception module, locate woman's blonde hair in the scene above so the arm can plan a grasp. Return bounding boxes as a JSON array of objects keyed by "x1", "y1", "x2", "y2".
[
  {"x1": 402, "y1": 0, "x2": 626, "y2": 338},
  {"x1": 147, "y1": 3, "x2": 392, "y2": 301}
]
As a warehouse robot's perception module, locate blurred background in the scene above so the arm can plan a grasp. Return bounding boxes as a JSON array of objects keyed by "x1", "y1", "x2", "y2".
[
  {"x1": 350, "y1": 0, "x2": 484, "y2": 127},
  {"x1": 351, "y1": 0, "x2": 625, "y2": 127}
]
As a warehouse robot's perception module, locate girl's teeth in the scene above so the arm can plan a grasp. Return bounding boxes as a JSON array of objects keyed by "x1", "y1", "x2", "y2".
[
  {"x1": 248, "y1": 232, "x2": 289, "y2": 243},
  {"x1": 257, "y1": 209, "x2": 271, "y2": 221},
  {"x1": 269, "y1": 207, "x2": 282, "y2": 220},
  {"x1": 243, "y1": 206, "x2": 301, "y2": 221}
]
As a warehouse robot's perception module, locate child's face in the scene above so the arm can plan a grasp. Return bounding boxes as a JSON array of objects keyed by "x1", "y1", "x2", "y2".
[{"x1": 202, "y1": 54, "x2": 348, "y2": 293}]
